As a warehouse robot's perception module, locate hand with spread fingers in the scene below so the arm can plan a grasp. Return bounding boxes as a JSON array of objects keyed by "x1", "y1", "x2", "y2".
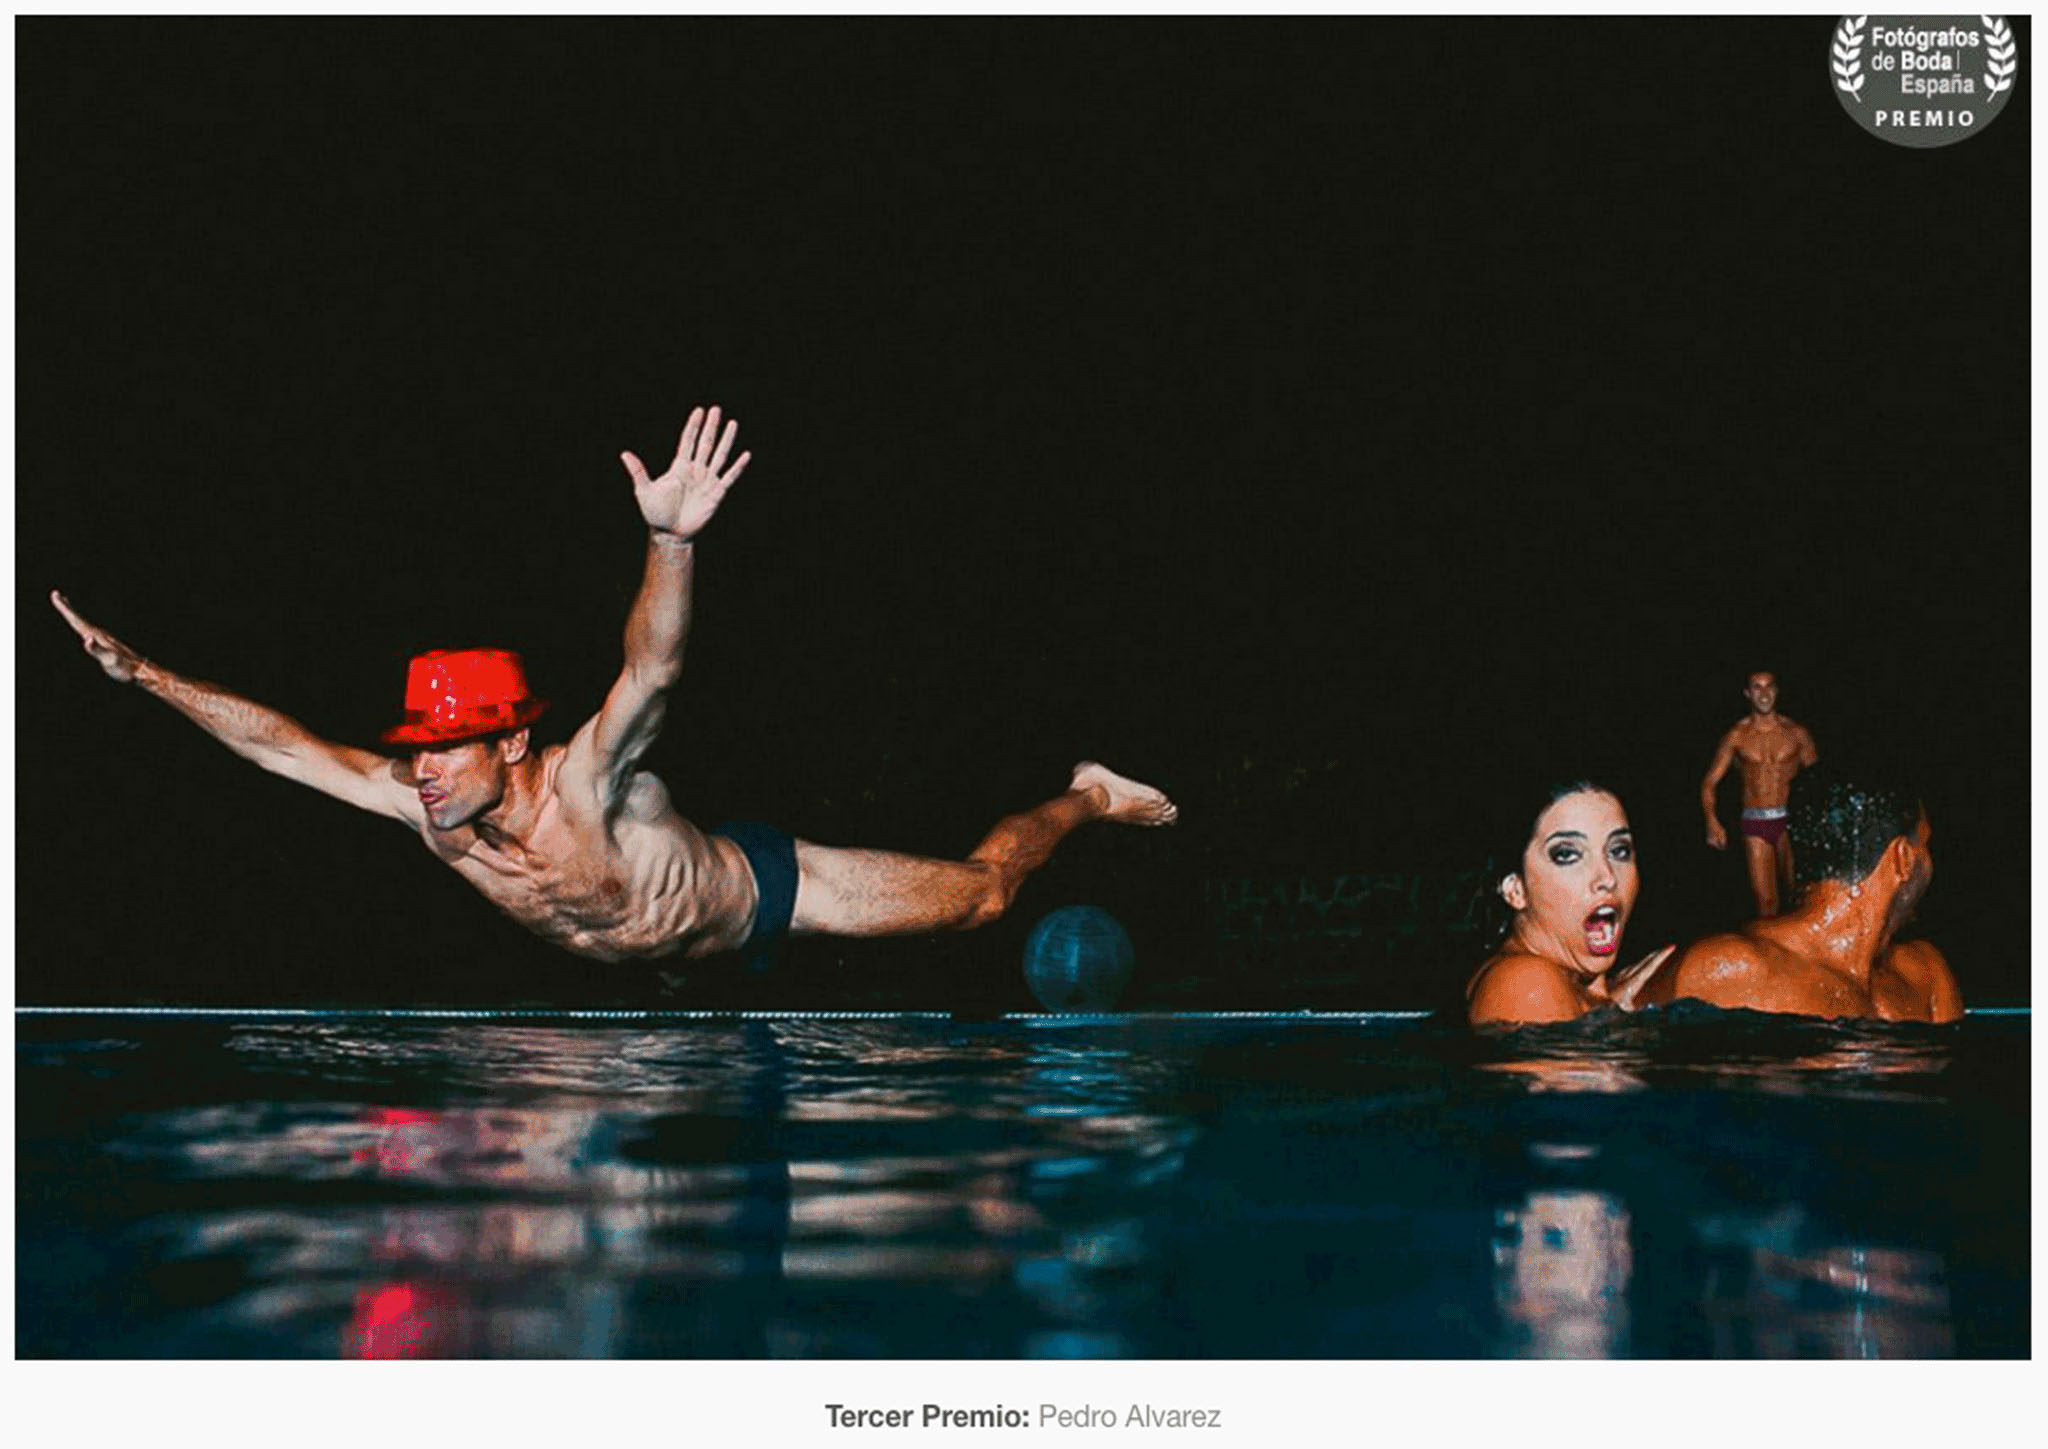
[
  {"x1": 51, "y1": 590, "x2": 146, "y2": 684},
  {"x1": 621, "y1": 404, "x2": 752, "y2": 541}
]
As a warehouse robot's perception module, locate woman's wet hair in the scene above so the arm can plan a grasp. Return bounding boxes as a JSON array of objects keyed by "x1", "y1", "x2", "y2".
[{"x1": 1788, "y1": 769, "x2": 1920, "y2": 887}]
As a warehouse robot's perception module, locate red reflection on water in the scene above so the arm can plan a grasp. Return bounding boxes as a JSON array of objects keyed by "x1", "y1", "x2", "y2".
[{"x1": 346, "y1": 1281, "x2": 461, "y2": 1359}]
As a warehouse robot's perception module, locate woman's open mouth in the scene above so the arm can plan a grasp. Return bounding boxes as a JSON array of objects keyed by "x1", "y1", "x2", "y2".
[{"x1": 1584, "y1": 905, "x2": 1621, "y2": 956}]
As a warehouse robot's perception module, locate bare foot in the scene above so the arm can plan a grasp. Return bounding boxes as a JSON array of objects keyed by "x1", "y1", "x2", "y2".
[{"x1": 1070, "y1": 761, "x2": 1179, "y2": 826}]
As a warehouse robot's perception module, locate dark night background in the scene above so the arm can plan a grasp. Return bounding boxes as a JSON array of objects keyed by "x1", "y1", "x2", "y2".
[{"x1": 15, "y1": 19, "x2": 2029, "y2": 1011}]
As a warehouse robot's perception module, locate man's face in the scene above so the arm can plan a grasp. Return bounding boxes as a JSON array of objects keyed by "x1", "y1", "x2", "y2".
[
  {"x1": 410, "y1": 738, "x2": 508, "y2": 831},
  {"x1": 1745, "y1": 672, "x2": 1779, "y2": 715}
]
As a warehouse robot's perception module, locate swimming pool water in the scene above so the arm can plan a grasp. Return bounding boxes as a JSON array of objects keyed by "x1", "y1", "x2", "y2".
[{"x1": 14, "y1": 1008, "x2": 2028, "y2": 1358}]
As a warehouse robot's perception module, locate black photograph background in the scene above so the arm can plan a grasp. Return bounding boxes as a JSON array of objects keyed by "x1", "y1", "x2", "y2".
[{"x1": 14, "y1": 19, "x2": 2029, "y2": 1010}]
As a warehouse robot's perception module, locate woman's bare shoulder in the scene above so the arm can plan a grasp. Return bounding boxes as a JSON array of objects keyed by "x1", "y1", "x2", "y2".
[{"x1": 1467, "y1": 952, "x2": 1588, "y2": 1026}]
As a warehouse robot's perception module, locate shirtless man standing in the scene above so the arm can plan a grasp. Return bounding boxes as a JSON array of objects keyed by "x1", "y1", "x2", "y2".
[
  {"x1": 51, "y1": 406, "x2": 1178, "y2": 967},
  {"x1": 1701, "y1": 671, "x2": 1818, "y2": 916},
  {"x1": 1644, "y1": 771, "x2": 1960, "y2": 1022}
]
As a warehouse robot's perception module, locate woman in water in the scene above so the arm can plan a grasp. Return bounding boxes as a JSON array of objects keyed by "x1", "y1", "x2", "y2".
[{"x1": 1466, "y1": 780, "x2": 1674, "y2": 1027}]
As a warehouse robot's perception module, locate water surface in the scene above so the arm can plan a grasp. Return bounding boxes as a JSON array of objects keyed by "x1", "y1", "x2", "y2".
[{"x1": 15, "y1": 1007, "x2": 2028, "y2": 1357}]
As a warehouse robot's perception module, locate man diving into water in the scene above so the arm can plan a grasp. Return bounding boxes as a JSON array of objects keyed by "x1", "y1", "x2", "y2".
[
  {"x1": 51, "y1": 406, "x2": 1178, "y2": 965},
  {"x1": 1700, "y1": 670, "x2": 1818, "y2": 917}
]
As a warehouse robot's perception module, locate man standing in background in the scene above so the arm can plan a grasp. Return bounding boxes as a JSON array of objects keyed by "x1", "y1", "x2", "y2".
[{"x1": 1701, "y1": 671, "x2": 1818, "y2": 917}]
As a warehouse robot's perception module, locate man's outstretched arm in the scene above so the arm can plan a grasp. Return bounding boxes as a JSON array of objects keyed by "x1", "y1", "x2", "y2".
[
  {"x1": 51, "y1": 590, "x2": 420, "y2": 823},
  {"x1": 570, "y1": 405, "x2": 752, "y2": 811}
]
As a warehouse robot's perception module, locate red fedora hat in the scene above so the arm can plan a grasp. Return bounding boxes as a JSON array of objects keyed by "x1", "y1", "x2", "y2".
[{"x1": 381, "y1": 648, "x2": 550, "y2": 746}]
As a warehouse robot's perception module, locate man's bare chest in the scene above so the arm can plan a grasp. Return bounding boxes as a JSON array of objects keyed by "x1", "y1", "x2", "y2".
[
  {"x1": 1736, "y1": 726, "x2": 1803, "y2": 769},
  {"x1": 431, "y1": 819, "x2": 635, "y2": 930}
]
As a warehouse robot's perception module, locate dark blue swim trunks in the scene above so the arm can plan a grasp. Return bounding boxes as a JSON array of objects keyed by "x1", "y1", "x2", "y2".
[{"x1": 713, "y1": 821, "x2": 798, "y2": 949}]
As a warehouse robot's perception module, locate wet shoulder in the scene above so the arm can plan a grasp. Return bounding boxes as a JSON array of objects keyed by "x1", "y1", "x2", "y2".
[
  {"x1": 1878, "y1": 939, "x2": 1961, "y2": 1021},
  {"x1": 1665, "y1": 932, "x2": 1775, "y2": 995},
  {"x1": 1660, "y1": 930, "x2": 1868, "y2": 1016},
  {"x1": 1467, "y1": 953, "x2": 1589, "y2": 1027},
  {"x1": 1884, "y1": 938, "x2": 1948, "y2": 978}
]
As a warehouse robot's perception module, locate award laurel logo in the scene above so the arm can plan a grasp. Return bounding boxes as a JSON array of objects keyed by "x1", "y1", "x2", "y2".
[{"x1": 1832, "y1": 15, "x2": 2018, "y2": 147}]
